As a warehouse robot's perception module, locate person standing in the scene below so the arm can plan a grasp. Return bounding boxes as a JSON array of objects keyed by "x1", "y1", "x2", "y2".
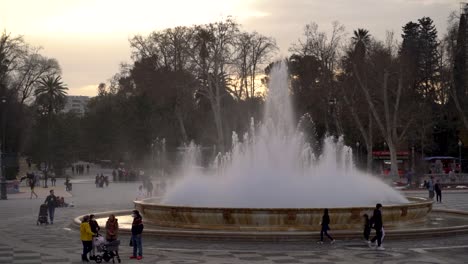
[
  {"x1": 370, "y1": 203, "x2": 384, "y2": 250},
  {"x1": 130, "y1": 210, "x2": 144, "y2": 260},
  {"x1": 105, "y1": 214, "x2": 119, "y2": 242},
  {"x1": 112, "y1": 169, "x2": 117, "y2": 182},
  {"x1": 51, "y1": 175, "x2": 56, "y2": 186},
  {"x1": 86, "y1": 164, "x2": 90, "y2": 174},
  {"x1": 317, "y1": 208, "x2": 335, "y2": 244},
  {"x1": 89, "y1": 214, "x2": 100, "y2": 260},
  {"x1": 146, "y1": 180, "x2": 153, "y2": 197},
  {"x1": 89, "y1": 214, "x2": 100, "y2": 235},
  {"x1": 80, "y1": 215, "x2": 96, "y2": 262},
  {"x1": 44, "y1": 190, "x2": 58, "y2": 224},
  {"x1": 427, "y1": 176, "x2": 435, "y2": 200},
  {"x1": 435, "y1": 180, "x2": 442, "y2": 203},
  {"x1": 136, "y1": 185, "x2": 145, "y2": 201}
]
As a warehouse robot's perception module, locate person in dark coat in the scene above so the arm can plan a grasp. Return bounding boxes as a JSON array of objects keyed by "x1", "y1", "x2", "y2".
[
  {"x1": 318, "y1": 208, "x2": 335, "y2": 244},
  {"x1": 370, "y1": 203, "x2": 384, "y2": 250},
  {"x1": 130, "y1": 210, "x2": 144, "y2": 260},
  {"x1": 89, "y1": 214, "x2": 100, "y2": 260},
  {"x1": 44, "y1": 190, "x2": 58, "y2": 224}
]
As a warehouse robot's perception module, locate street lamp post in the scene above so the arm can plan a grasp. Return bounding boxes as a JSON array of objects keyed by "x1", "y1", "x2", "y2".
[
  {"x1": 38, "y1": 108, "x2": 49, "y2": 188},
  {"x1": 356, "y1": 141, "x2": 360, "y2": 166},
  {"x1": 459, "y1": 140, "x2": 463, "y2": 173},
  {"x1": 0, "y1": 96, "x2": 7, "y2": 200},
  {"x1": 151, "y1": 138, "x2": 157, "y2": 175}
]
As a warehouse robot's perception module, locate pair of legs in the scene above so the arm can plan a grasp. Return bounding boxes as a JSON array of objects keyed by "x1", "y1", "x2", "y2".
[
  {"x1": 82, "y1": 240, "x2": 92, "y2": 261},
  {"x1": 370, "y1": 229, "x2": 383, "y2": 247},
  {"x1": 131, "y1": 235, "x2": 143, "y2": 257},
  {"x1": 320, "y1": 228, "x2": 333, "y2": 242},
  {"x1": 363, "y1": 227, "x2": 371, "y2": 241},
  {"x1": 30, "y1": 188, "x2": 38, "y2": 199},
  {"x1": 48, "y1": 206, "x2": 55, "y2": 224},
  {"x1": 436, "y1": 191, "x2": 442, "y2": 202}
]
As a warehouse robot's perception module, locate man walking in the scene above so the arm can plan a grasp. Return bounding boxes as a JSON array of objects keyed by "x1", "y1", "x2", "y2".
[
  {"x1": 44, "y1": 190, "x2": 58, "y2": 224},
  {"x1": 370, "y1": 203, "x2": 384, "y2": 250}
]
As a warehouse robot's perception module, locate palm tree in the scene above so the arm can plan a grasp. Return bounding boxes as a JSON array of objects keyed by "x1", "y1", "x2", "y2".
[
  {"x1": 34, "y1": 75, "x2": 67, "y2": 187},
  {"x1": 352, "y1": 28, "x2": 371, "y2": 61},
  {"x1": 35, "y1": 75, "x2": 68, "y2": 114}
]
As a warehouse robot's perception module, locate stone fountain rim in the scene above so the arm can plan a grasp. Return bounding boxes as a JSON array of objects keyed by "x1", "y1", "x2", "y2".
[
  {"x1": 134, "y1": 196, "x2": 431, "y2": 211},
  {"x1": 72, "y1": 208, "x2": 468, "y2": 240}
]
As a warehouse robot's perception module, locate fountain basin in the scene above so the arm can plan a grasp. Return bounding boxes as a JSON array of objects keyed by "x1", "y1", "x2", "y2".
[{"x1": 134, "y1": 197, "x2": 432, "y2": 231}]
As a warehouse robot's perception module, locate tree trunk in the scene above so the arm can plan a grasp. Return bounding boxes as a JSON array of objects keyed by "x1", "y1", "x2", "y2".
[
  {"x1": 388, "y1": 139, "x2": 399, "y2": 182},
  {"x1": 366, "y1": 142, "x2": 373, "y2": 173},
  {"x1": 213, "y1": 100, "x2": 224, "y2": 153},
  {"x1": 175, "y1": 106, "x2": 188, "y2": 144},
  {"x1": 366, "y1": 113, "x2": 373, "y2": 173}
]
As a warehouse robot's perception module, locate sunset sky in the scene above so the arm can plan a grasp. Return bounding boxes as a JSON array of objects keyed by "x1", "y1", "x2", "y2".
[{"x1": 2, "y1": 0, "x2": 460, "y2": 96}]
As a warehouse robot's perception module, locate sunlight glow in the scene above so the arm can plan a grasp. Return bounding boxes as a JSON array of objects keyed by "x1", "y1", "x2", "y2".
[{"x1": 3, "y1": 0, "x2": 268, "y2": 36}]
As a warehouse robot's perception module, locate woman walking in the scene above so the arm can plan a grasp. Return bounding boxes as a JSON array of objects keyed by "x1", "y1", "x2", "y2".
[
  {"x1": 318, "y1": 209, "x2": 335, "y2": 244},
  {"x1": 80, "y1": 215, "x2": 96, "y2": 262},
  {"x1": 29, "y1": 178, "x2": 38, "y2": 199}
]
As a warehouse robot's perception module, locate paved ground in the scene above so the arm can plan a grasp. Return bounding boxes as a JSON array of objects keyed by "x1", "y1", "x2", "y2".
[{"x1": 2, "y1": 170, "x2": 468, "y2": 263}]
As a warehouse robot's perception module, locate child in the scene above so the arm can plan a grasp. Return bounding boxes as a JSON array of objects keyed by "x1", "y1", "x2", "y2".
[
  {"x1": 363, "y1": 214, "x2": 371, "y2": 244},
  {"x1": 136, "y1": 185, "x2": 145, "y2": 201}
]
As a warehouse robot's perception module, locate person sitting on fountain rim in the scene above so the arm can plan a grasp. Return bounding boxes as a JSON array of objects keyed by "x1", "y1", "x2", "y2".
[
  {"x1": 317, "y1": 208, "x2": 335, "y2": 244},
  {"x1": 370, "y1": 203, "x2": 384, "y2": 250}
]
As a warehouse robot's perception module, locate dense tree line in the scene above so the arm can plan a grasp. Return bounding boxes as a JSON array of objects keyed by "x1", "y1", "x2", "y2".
[{"x1": 1, "y1": 14, "x2": 466, "y2": 178}]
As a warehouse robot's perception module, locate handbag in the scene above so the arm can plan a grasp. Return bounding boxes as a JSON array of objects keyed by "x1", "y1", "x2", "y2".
[{"x1": 129, "y1": 238, "x2": 133, "y2": 247}]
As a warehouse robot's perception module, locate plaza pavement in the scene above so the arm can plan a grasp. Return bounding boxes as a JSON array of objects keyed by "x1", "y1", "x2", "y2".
[{"x1": 1, "y1": 171, "x2": 468, "y2": 263}]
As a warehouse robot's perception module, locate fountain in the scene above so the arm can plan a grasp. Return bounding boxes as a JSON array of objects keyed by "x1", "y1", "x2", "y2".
[{"x1": 134, "y1": 62, "x2": 433, "y2": 232}]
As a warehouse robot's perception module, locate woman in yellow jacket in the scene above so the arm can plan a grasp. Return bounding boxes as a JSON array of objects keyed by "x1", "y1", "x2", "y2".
[{"x1": 80, "y1": 215, "x2": 96, "y2": 262}]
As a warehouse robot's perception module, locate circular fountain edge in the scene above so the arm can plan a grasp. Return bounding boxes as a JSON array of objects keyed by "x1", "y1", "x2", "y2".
[
  {"x1": 133, "y1": 197, "x2": 433, "y2": 231},
  {"x1": 73, "y1": 209, "x2": 468, "y2": 241}
]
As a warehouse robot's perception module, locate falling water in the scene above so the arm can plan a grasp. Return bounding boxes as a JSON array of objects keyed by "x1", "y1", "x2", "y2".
[{"x1": 162, "y1": 62, "x2": 408, "y2": 208}]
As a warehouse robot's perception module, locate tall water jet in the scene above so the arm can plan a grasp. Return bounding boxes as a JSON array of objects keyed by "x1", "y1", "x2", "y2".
[{"x1": 161, "y1": 62, "x2": 408, "y2": 208}]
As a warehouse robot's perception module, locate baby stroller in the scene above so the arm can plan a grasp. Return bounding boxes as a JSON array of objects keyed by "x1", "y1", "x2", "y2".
[
  {"x1": 37, "y1": 204, "x2": 48, "y2": 225},
  {"x1": 91, "y1": 236, "x2": 121, "y2": 263}
]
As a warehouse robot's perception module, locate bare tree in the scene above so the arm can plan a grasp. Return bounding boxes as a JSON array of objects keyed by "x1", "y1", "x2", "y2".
[
  {"x1": 290, "y1": 21, "x2": 346, "y2": 135},
  {"x1": 189, "y1": 18, "x2": 239, "y2": 153},
  {"x1": 12, "y1": 51, "x2": 61, "y2": 104},
  {"x1": 232, "y1": 32, "x2": 277, "y2": 99},
  {"x1": 353, "y1": 37, "x2": 417, "y2": 180}
]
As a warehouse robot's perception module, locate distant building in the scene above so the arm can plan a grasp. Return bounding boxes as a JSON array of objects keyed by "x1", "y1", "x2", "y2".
[{"x1": 62, "y1": 95, "x2": 90, "y2": 115}]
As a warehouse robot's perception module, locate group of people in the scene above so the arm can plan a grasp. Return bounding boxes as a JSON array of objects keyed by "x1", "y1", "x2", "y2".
[
  {"x1": 112, "y1": 168, "x2": 142, "y2": 182},
  {"x1": 424, "y1": 176, "x2": 443, "y2": 202},
  {"x1": 80, "y1": 210, "x2": 144, "y2": 262},
  {"x1": 72, "y1": 164, "x2": 90, "y2": 175},
  {"x1": 318, "y1": 203, "x2": 385, "y2": 250},
  {"x1": 136, "y1": 179, "x2": 154, "y2": 200},
  {"x1": 95, "y1": 174, "x2": 110, "y2": 188}
]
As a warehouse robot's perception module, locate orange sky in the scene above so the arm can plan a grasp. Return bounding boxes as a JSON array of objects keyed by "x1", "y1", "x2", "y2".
[{"x1": 2, "y1": 0, "x2": 459, "y2": 97}]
